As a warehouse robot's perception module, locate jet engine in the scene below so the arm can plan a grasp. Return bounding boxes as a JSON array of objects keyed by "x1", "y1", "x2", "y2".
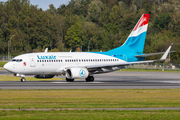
[
  {"x1": 34, "y1": 75, "x2": 55, "y2": 79},
  {"x1": 66, "y1": 68, "x2": 89, "y2": 79}
]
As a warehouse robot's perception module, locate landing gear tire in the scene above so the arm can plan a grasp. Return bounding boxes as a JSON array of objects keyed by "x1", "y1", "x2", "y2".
[
  {"x1": 21, "y1": 77, "x2": 26, "y2": 82},
  {"x1": 86, "y1": 76, "x2": 94, "y2": 82},
  {"x1": 66, "y1": 77, "x2": 74, "y2": 82}
]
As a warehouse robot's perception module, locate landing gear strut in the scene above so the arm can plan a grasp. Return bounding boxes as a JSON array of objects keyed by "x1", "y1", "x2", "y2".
[
  {"x1": 66, "y1": 77, "x2": 74, "y2": 82},
  {"x1": 86, "y1": 76, "x2": 94, "y2": 82},
  {"x1": 21, "y1": 77, "x2": 26, "y2": 82}
]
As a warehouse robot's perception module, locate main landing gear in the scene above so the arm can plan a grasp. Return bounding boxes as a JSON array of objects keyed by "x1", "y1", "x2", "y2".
[
  {"x1": 86, "y1": 76, "x2": 94, "y2": 82},
  {"x1": 21, "y1": 77, "x2": 26, "y2": 82},
  {"x1": 66, "y1": 77, "x2": 74, "y2": 82}
]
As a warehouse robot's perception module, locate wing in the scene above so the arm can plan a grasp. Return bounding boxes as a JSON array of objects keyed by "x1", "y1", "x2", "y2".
[{"x1": 87, "y1": 44, "x2": 172, "y2": 72}]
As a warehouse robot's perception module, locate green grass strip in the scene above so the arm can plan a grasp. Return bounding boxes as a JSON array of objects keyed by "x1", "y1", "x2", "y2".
[
  {"x1": 0, "y1": 110, "x2": 180, "y2": 120},
  {"x1": 0, "y1": 75, "x2": 64, "y2": 81},
  {"x1": 0, "y1": 61, "x2": 7, "y2": 67},
  {"x1": 0, "y1": 89, "x2": 180, "y2": 109},
  {"x1": 121, "y1": 68, "x2": 180, "y2": 72}
]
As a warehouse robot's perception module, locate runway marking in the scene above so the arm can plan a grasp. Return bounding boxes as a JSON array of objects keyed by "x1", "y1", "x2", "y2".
[
  {"x1": 161, "y1": 81, "x2": 180, "y2": 84},
  {"x1": 51, "y1": 82, "x2": 72, "y2": 84},
  {"x1": 51, "y1": 82, "x2": 104, "y2": 84}
]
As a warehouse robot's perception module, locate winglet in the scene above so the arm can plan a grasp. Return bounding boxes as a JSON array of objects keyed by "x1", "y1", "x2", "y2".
[
  {"x1": 44, "y1": 48, "x2": 48, "y2": 52},
  {"x1": 159, "y1": 43, "x2": 173, "y2": 61}
]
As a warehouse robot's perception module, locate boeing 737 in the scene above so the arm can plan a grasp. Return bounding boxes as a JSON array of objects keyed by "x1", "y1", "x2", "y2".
[{"x1": 3, "y1": 14, "x2": 172, "y2": 82}]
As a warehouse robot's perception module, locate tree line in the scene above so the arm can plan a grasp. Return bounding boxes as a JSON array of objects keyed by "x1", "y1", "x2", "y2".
[{"x1": 0, "y1": 0, "x2": 180, "y2": 63}]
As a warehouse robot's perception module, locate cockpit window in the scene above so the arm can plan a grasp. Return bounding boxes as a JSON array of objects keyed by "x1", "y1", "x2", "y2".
[{"x1": 11, "y1": 59, "x2": 22, "y2": 62}]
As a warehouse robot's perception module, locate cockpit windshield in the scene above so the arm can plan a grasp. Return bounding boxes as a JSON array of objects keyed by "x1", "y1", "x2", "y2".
[{"x1": 11, "y1": 59, "x2": 22, "y2": 62}]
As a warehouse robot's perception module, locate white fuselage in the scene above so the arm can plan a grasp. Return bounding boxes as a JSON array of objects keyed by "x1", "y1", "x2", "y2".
[{"x1": 4, "y1": 52, "x2": 127, "y2": 75}]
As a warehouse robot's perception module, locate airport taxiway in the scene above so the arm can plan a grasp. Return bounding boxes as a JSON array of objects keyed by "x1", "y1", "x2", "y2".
[{"x1": 0, "y1": 70, "x2": 180, "y2": 89}]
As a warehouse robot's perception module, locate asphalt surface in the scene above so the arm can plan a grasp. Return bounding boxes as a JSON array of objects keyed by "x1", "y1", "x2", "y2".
[{"x1": 0, "y1": 70, "x2": 180, "y2": 89}]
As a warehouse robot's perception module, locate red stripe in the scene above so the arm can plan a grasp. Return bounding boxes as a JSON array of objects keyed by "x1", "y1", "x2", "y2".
[{"x1": 133, "y1": 14, "x2": 149, "y2": 31}]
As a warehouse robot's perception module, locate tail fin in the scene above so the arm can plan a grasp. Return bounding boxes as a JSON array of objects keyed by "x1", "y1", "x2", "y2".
[{"x1": 108, "y1": 14, "x2": 150, "y2": 54}]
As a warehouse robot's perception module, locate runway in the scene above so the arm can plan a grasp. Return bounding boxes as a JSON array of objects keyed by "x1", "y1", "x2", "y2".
[{"x1": 0, "y1": 71, "x2": 180, "y2": 89}]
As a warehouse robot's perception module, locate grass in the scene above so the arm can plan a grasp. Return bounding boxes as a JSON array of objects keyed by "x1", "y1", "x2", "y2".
[
  {"x1": 0, "y1": 75, "x2": 64, "y2": 81},
  {"x1": 0, "y1": 61, "x2": 6, "y2": 67},
  {"x1": 0, "y1": 89, "x2": 180, "y2": 119},
  {"x1": 0, "y1": 89, "x2": 180, "y2": 109},
  {"x1": 0, "y1": 110, "x2": 180, "y2": 120},
  {"x1": 121, "y1": 68, "x2": 180, "y2": 72}
]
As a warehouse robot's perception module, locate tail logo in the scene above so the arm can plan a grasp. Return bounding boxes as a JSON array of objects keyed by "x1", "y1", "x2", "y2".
[{"x1": 133, "y1": 14, "x2": 149, "y2": 31}]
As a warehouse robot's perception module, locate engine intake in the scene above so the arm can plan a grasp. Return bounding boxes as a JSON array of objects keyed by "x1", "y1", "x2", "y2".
[{"x1": 66, "y1": 68, "x2": 89, "y2": 79}]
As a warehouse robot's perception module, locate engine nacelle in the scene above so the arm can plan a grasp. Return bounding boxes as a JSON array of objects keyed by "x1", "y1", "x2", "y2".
[
  {"x1": 34, "y1": 75, "x2": 55, "y2": 79},
  {"x1": 66, "y1": 68, "x2": 89, "y2": 79}
]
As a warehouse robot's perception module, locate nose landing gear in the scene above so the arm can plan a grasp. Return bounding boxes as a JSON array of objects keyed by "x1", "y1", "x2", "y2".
[
  {"x1": 14, "y1": 74, "x2": 26, "y2": 82},
  {"x1": 21, "y1": 77, "x2": 26, "y2": 82}
]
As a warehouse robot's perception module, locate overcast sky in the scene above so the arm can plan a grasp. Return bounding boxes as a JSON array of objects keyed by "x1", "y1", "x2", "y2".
[{"x1": 1, "y1": 0, "x2": 69, "y2": 11}]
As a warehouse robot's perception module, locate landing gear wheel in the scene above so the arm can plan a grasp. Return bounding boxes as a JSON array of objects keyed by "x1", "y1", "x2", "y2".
[
  {"x1": 66, "y1": 77, "x2": 74, "y2": 82},
  {"x1": 86, "y1": 76, "x2": 94, "y2": 82},
  {"x1": 21, "y1": 77, "x2": 26, "y2": 82}
]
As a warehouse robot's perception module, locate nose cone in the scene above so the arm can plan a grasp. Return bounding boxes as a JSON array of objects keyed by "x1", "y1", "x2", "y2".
[{"x1": 3, "y1": 62, "x2": 12, "y2": 72}]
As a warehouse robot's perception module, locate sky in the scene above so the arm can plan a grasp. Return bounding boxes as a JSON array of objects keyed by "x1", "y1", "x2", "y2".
[{"x1": 1, "y1": 0, "x2": 69, "y2": 11}]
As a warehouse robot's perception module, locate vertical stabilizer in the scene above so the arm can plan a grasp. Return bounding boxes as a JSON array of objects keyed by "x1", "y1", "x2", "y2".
[{"x1": 108, "y1": 14, "x2": 150, "y2": 54}]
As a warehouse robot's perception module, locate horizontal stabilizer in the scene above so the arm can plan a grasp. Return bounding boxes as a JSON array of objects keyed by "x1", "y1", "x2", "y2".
[{"x1": 135, "y1": 51, "x2": 175, "y2": 58}]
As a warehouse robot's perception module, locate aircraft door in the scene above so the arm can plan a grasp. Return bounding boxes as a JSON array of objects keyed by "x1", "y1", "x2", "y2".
[{"x1": 29, "y1": 55, "x2": 36, "y2": 67}]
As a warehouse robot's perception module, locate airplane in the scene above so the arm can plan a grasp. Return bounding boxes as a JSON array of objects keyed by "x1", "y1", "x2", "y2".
[{"x1": 3, "y1": 14, "x2": 173, "y2": 82}]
